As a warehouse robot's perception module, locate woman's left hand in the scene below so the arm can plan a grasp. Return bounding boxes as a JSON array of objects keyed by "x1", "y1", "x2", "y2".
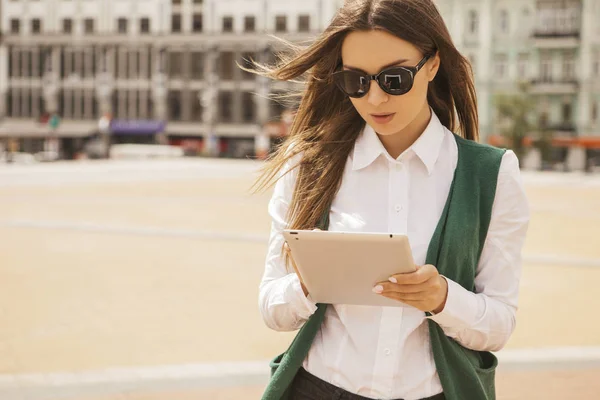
[{"x1": 373, "y1": 264, "x2": 448, "y2": 314}]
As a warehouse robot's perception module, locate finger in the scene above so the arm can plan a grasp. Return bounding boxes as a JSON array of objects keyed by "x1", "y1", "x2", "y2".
[{"x1": 390, "y1": 264, "x2": 437, "y2": 285}]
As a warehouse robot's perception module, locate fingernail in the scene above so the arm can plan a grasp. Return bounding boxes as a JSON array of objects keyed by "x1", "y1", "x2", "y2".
[
  {"x1": 372, "y1": 285, "x2": 383, "y2": 294},
  {"x1": 388, "y1": 277, "x2": 397, "y2": 283}
]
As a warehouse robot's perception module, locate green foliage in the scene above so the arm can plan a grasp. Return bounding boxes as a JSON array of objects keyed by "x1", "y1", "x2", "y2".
[{"x1": 494, "y1": 84, "x2": 536, "y2": 162}]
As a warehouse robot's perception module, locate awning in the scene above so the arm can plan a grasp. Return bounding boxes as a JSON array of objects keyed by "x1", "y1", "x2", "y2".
[{"x1": 109, "y1": 120, "x2": 167, "y2": 135}]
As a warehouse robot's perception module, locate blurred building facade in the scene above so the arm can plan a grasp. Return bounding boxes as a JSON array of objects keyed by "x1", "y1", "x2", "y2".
[
  {"x1": 437, "y1": 0, "x2": 600, "y2": 140},
  {"x1": 0, "y1": 0, "x2": 342, "y2": 159},
  {"x1": 1, "y1": 0, "x2": 599, "y2": 161}
]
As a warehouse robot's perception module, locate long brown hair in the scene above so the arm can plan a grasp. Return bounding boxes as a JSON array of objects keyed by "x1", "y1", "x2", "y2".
[{"x1": 250, "y1": 0, "x2": 478, "y2": 236}]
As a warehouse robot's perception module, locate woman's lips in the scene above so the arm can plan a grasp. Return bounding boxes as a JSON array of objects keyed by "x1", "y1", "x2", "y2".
[{"x1": 370, "y1": 113, "x2": 396, "y2": 124}]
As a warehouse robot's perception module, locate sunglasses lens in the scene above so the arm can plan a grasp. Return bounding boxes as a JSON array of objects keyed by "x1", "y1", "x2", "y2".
[
  {"x1": 377, "y1": 68, "x2": 413, "y2": 95},
  {"x1": 334, "y1": 71, "x2": 369, "y2": 97}
]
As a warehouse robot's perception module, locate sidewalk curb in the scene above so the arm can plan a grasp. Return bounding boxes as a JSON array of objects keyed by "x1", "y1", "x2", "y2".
[{"x1": 1, "y1": 347, "x2": 599, "y2": 400}]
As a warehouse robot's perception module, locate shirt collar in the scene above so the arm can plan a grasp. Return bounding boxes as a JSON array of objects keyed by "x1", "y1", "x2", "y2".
[{"x1": 351, "y1": 109, "x2": 446, "y2": 176}]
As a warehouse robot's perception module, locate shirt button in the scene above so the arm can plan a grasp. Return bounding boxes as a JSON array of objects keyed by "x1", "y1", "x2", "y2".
[
  {"x1": 395, "y1": 204, "x2": 402, "y2": 212},
  {"x1": 385, "y1": 348, "x2": 391, "y2": 356}
]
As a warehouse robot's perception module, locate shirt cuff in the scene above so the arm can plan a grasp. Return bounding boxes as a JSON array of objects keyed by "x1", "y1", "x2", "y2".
[
  {"x1": 287, "y1": 274, "x2": 318, "y2": 319},
  {"x1": 427, "y1": 277, "x2": 480, "y2": 330}
]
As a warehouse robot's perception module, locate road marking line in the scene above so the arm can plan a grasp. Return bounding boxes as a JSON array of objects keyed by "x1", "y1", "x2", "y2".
[{"x1": 0, "y1": 347, "x2": 599, "y2": 400}]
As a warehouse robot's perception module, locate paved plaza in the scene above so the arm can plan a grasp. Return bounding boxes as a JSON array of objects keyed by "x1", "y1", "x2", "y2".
[{"x1": 1, "y1": 159, "x2": 600, "y2": 399}]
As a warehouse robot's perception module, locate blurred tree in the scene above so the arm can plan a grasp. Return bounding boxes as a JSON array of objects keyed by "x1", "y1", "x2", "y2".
[{"x1": 494, "y1": 83, "x2": 536, "y2": 162}]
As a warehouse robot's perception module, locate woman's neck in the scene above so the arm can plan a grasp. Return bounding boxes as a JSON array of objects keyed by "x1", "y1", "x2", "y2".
[{"x1": 377, "y1": 105, "x2": 432, "y2": 159}]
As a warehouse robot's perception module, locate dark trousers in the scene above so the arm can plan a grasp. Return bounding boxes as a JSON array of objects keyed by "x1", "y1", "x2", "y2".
[{"x1": 289, "y1": 367, "x2": 446, "y2": 400}]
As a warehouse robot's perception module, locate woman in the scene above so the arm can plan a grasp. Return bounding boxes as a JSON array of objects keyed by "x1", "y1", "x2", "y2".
[{"x1": 253, "y1": 1, "x2": 530, "y2": 399}]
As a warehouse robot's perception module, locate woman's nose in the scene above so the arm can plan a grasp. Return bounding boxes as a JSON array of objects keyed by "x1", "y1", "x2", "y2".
[{"x1": 367, "y1": 81, "x2": 389, "y2": 107}]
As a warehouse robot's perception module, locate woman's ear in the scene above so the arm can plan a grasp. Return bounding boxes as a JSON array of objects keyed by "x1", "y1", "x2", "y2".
[{"x1": 427, "y1": 52, "x2": 441, "y2": 82}]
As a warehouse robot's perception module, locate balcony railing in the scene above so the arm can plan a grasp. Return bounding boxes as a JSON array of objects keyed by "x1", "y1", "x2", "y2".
[
  {"x1": 533, "y1": 30, "x2": 580, "y2": 38},
  {"x1": 534, "y1": 8, "x2": 581, "y2": 39},
  {"x1": 530, "y1": 78, "x2": 579, "y2": 94},
  {"x1": 549, "y1": 123, "x2": 577, "y2": 133}
]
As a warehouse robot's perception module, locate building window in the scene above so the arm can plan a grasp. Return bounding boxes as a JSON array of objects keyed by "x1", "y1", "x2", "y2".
[
  {"x1": 172, "y1": 0, "x2": 181, "y2": 4},
  {"x1": 298, "y1": 15, "x2": 310, "y2": 32},
  {"x1": 593, "y1": 56, "x2": 600, "y2": 77},
  {"x1": 562, "y1": 103, "x2": 572, "y2": 124},
  {"x1": 218, "y1": 91, "x2": 233, "y2": 122},
  {"x1": 517, "y1": 53, "x2": 529, "y2": 79},
  {"x1": 219, "y1": 52, "x2": 235, "y2": 80},
  {"x1": 38, "y1": 48, "x2": 49, "y2": 77},
  {"x1": 117, "y1": 18, "x2": 128, "y2": 33},
  {"x1": 22, "y1": 50, "x2": 31, "y2": 78},
  {"x1": 168, "y1": 52, "x2": 183, "y2": 79},
  {"x1": 10, "y1": 19, "x2": 20, "y2": 34},
  {"x1": 31, "y1": 19, "x2": 42, "y2": 34},
  {"x1": 172, "y1": 14, "x2": 182, "y2": 33},
  {"x1": 84, "y1": 19, "x2": 95, "y2": 34},
  {"x1": 168, "y1": 91, "x2": 182, "y2": 121},
  {"x1": 242, "y1": 92, "x2": 256, "y2": 122},
  {"x1": 592, "y1": 101, "x2": 598, "y2": 122},
  {"x1": 63, "y1": 18, "x2": 73, "y2": 34},
  {"x1": 193, "y1": 0, "x2": 203, "y2": 3},
  {"x1": 494, "y1": 54, "x2": 508, "y2": 79},
  {"x1": 223, "y1": 16, "x2": 234, "y2": 32},
  {"x1": 563, "y1": 51, "x2": 575, "y2": 80},
  {"x1": 540, "y1": 54, "x2": 553, "y2": 82},
  {"x1": 83, "y1": 48, "x2": 96, "y2": 79},
  {"x1": 128, "y1": 50, "x2": 138, "y2": 79},
  {"x1": 140, "y1": 18, "x2": 150, "y2": 34},
  {"x1": 138, "y1": 47, "x2": 150, "y2": 79},
  {"x1": 116, "y1": 48, "x2": 128, "y2": 79},
  {"x1": 499, "y1": 9, "x2": 509, "y2": 34},
  {"x1": 468, "y1": 10, "x2": 478, "y2": 34},
  {"x1": 10, "y1": 49, "x2": 21, "y2": 78},
  {"x1": 191, "y1": 52, "x2": 204, "y2": 80},
  {"x1": 244, "y1": 16, "x2": 256, "y2": 32},
  {"x1": 275, "y1": 15, "x2": 287, "y2": 32},
  {"x1": 192, "y1": 14, "x2": 203, "y2": 32}
]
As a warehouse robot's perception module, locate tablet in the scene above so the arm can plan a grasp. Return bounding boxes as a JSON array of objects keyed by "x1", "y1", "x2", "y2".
[{"x1": 282, "y1": 229, "x2": 416, "y2": 307}]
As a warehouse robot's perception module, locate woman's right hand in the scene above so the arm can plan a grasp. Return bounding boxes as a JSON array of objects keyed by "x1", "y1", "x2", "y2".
[{"x1": 283, "y1": 241, "x2": 309, "y2": 297}]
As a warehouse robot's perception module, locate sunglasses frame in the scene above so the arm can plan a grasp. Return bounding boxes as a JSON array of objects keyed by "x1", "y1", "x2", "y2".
[{"x1": 332, "y1": 55, "x2": 431, "y2": 98}]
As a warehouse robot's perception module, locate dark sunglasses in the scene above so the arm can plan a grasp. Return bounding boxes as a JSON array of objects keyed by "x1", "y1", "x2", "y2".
[{"x1": 332, "y1": 55, "x2": 430, "y2": 98}]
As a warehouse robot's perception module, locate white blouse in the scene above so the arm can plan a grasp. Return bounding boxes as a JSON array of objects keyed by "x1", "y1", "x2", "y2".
[{"x1": 258, "y1": 111, "x2": 530, "y2": 400}]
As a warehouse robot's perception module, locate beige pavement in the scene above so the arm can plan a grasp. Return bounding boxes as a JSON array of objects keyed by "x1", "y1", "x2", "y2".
[{"x1": 0, "y1": 160, "x2": 599, "y2": 398}]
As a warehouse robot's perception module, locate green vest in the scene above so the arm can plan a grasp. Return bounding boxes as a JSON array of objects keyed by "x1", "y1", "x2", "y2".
[{"x1": 263, "y1": 134, "x2": 506, "y2": 400}]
